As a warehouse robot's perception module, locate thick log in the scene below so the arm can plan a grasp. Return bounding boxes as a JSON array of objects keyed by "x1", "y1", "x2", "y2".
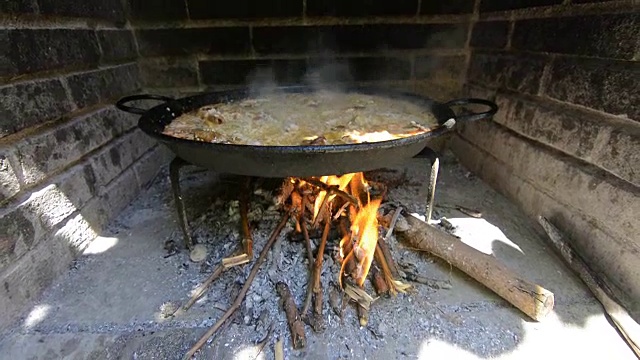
[{"x1": 400, "y1": 214, "x2": 554, "y2": 322}]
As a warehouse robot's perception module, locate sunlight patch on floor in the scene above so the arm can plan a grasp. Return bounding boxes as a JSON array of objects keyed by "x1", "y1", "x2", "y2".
[
  {"x1": 446, "y1": 217, "x2": 524, "y2": 256},
  {"x1": 23, "y1": 304, "x2": 51, "y2": 330}
]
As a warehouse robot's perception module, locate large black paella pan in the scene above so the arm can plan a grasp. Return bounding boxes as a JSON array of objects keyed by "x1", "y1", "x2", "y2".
[{"x1": 116, "y1": 86, "x2": 497, "y2": 178}]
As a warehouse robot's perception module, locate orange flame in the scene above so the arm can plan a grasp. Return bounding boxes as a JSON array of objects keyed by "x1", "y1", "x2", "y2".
[
  {"x1": 312, "y1": 173, "x2": 355, "y2": 221},
  {"x1": 309, "y1": 172, "x2": 381, "y2": 287},
  {"x1": 349, "y1": 198, "x2": 381, "y2": 286}
]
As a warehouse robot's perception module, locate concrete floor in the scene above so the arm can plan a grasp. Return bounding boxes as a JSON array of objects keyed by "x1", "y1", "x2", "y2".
[{"x1": 0, "y1": 151, "x2": 636, "y2": 360}]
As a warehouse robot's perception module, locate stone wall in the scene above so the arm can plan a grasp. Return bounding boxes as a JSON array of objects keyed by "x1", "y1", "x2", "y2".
[
  {"x1": 0, "y1": 1, "x2": 171, "y2": 330},
  {"x1": 130, "y1": 0, "x2": 472, "y2": 102},
  {"x1": 451, "y1": 0, "x2": 640, "y2": 317}
]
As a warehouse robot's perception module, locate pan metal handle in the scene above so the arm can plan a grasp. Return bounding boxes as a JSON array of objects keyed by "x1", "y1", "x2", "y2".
[
  {"x1": 115, "y1": 94, "x2": 174, "y2": 115},
  {"x1": 444, "y1": 98, "x2": 498, "y2": 124}
]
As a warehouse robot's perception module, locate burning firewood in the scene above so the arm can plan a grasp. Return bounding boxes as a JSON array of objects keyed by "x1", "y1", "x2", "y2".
[
  {"x1": 398, "y1": 212, "x2": 555, "y2": 322},
  {"x1": 276, "y1": 282, "x2": 306, "y2": 349}
]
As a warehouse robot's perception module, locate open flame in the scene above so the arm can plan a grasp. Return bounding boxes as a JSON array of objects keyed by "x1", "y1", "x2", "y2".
[{"x1": 305, "y1": 172, "x2": 382, "y2": 287}]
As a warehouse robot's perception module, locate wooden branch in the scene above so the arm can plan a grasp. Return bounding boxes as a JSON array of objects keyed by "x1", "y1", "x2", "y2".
[
  {"x1": 276, "y1": 281, "x2": 306, "y2": 349},
  {"x1": 183, "y1": 212, "x2": 291, "y2": 359},
  {"x1": 302, "y1": 220, "x2": 331, "y2": 317},
  {"x1": 400, "y1": 213, "x2": 554, "y2": 322},
  {"x1": 538, "y1": 216, "x2": 640, "y2": 358},
  {"x1": 240, "y1": 176, "x2": 253, "y2": 258}
]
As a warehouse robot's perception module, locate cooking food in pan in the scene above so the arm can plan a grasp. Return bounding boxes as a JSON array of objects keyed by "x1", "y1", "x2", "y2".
[{"x1": 162, "y1": 91, "x2": 440, "y2": 146}]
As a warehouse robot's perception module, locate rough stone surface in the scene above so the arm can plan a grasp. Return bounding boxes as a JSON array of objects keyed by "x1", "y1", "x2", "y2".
[
  {"x1": 0, "y1": 214, "x2": 95, "y2": 331},
  {"x1": 306, "y1": 0, "x2": 416, "y2": 17},
  {"x1": 0, "y1": 155, "x2": 636, "y2": 359},
  {"x1": 139, "y1": 57, "x2": 200, "y2": 88},
  {"x1": 38, "y1": 0, "x2": 125, "y2": 23},
  {"x1": 414, "y1": 55, "x2": 466, "y2": 87},
  {"x1": 470, "y1": 21, "x2": 509, "y2": 49},
  {"x1": 319, "y1": 24, "x2": 469, "y2": 52},
  {"x1": 189, "y1": 0, "x2": 303, "y2": 18},
  {"x1": 132, "y1": 145, "x2": 173, "y2": 189},
  {"x1": 420, "y1": 0, "x2": 474, "y2": 14},
  {"x1": 136, "y1": 28, "x2": 251, "y2": 57},
  {"x1": 479, "y1": 0, "x2": 562, "y2": 12},
  {"x1": 493, "y1": 93, "x2": 640, "y2": 186},
  {"x1": 0, "y1": 148, "x2": 21, "y2": 203},
  {"x1": 458, "y1": 119, "x2": 640, "y2": 243},
  {"x1": 0, "y1": 78, "x2": 74, "y2": 138},
  {"x1": 3, "y1": 29, "x2": 100, "y2": 78},
  {"x1": 14, "y1": 106, "x2": 136, "y2": 186},
  {"x1": 90, "y1": 129, "x2": 157, "y2": 188},
  {"x1": 544, "y1": 57, "x2": 639, "y2": 120},
  {"x1": 467, "y1": 51, "x2": 548, "y2": 95},
  {"x1": 97, "y1": 30, "x2": 138, "y2": 63},
  {"x1": 512, "y1": 13, "x2": 639, "y2": 60},
  {"x1": 82, "y1": 167, "x2": 141, "y2": 232},
  {"x1": 0, "y1": 0, "x2": 36, "y2": 13},
  {"x1": 66, "y1": 64, "x2": 140, "y2": 110},
  {"x1": 127, "y1": 0, "x2": 188, "y2": 21},
  {"x1": 0, "y1": 163, "x2": 97, "y2": 271}
]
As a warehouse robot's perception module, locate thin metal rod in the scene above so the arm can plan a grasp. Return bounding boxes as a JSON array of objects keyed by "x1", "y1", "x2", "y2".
[
  {"x1": 169, "y1": 157, "x2": 194, "y2": 250},
  {"x1": 425, "y1": 156, "x2": 440, "y2": 223}
]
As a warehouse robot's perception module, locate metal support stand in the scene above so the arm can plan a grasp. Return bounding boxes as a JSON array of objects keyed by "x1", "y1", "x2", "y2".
[
  {"x1": 414, "y1": 147, "x2": 441, "y2": 224},
  {"x1": 169, "y1": 156, "x2": 195, "y2": 250}
]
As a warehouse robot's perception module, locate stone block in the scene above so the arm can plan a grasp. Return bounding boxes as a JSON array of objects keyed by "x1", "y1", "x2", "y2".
[
  {"x1": 38, "y1": 0, "x2": 125, "y2": 23},
  {"x1": 139, "y1": 57, "x2": 199, "y2": 88},
  {"x1": 306, "y1": 0, "x2": 415, "y2": 17},
  {"x1": 414, "y1": 55, "x2": 466, "y2": 87},
  {"x1": 420, "y1": 0, "x2": 474, "y2": 14},
  {"x1": 470, "y1": 21, "x2": 509, "y2": 49},
  {"x1": 467, "y1": 51, "x2": 549, "y2": 95},
  {"x1": 493, "y1": 94, "x2": 640, "y2": 185},
  {"x1": 127, "y1": 0, "x2": 187, "y2": 21},
  {"x1": 0, "y1": 148, "x2": 20, "y2": 203},
  {"x1": 0, "y1": 214, "x2": 95, "y2": 331},
  {"x1": 318, "y1": 23, "x2": 469, "y2": 53},
  {"x1": 133, "y1": 145, "x2": 172, "y2": 189},
  {"x1": 479, "y1": 0, "x2": 561, "y2": 12},
  {"x1": 3, "y1": 29, "x2": 100, "y2": 78},
  {"x1": 0, "y1": 78, "x2": 74, "y2": 138},
  {"x1": 97, "y1": 30, "x2": 138, "y2": 63},
  {"x1": 512, "y1": 13, "x2": 638, "y2": 60},
  {"x1": 136, "y1": 28, "x2": 250, "y2": 57},
  {"x1": 189, "y1": 0, "x2": 302, "y2": 18},
  {"x1": 15, "y1": 107, "x2": 129, "y2": 186},
  {"x1": 66, "y1": 64, "x2": 140, "y2": 110},
  {"x1": 89, "y1": 168, "x2": 141, "y2": 229},
  {"x1": 252, "y1": 26, "x2": 321, "y2": 55},
  {"x1": 90, "y1": 129, "x2": 157, "y2": 187},
  {"x1": 0, "y1": 161, "x2": 97, "y2": 272},
  {"x1": 544, "y1": 56, "x2": 639, "y2": 120},
  {"x1": 0, "y1": 0, "x2": 36, "y2": 13},
  {"x1": 200, "y1": 59, "x2": 309, "y2": 85}
]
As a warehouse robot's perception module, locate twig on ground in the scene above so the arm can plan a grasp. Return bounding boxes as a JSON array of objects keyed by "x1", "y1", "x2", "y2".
[
  {"x1": 183, "y1": 211, "x2": 291, "y2": 359},
  {"x1": 240, "y1": 177, "x2": 254, "y2": 258},
  {"x1": 302, "y1": 220, "x2": 331, "y2": 317},
  {"x1": 276, "y1": 282, "x2": 306, "y2": 349}
]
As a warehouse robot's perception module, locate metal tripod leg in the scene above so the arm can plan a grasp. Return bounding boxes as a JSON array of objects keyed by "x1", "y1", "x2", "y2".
[
  {"x1": 414, "y1": 147, "x2": 440, "y2": 223},
  {"x1": 169, "y1": 156, "x2": 195, "y2": 250}
]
